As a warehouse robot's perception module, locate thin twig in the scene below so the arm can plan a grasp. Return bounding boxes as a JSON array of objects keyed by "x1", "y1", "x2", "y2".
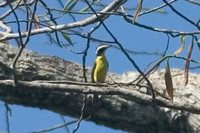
[
  {"x1": 5, "y1": 103, "x2": 12, "y2": 133},
  {"x1": 194, "y1": 35, "x2": 200, "y2": 51},
  {"x1": 24, "y1": 0, "x2": 39, "y2": 45},
  {"x1": 8, "y1": 0, "x2": 38, "y2": 83},
  {"x1": 39, "y1": 0, "x2": 62, "y2": 47},
  {"x1": 163, "y1": 34, "x2": 171, "y2": 56},
  {"x1": 140, "y1": 0, "x2": 178, "y2": 16},
  {"x1": 185, "y1": 0, "x2": 200, "y2": 6},
  {"x1": 0, "y1": 0, "x2": 24, "y2": 19},
  {"x1": 72, "y1": 95, "x2": 87, "y2": 133},
  {"x1": 60, "y1": 116, "x2": 70, "y2": 133},
  {"x1": 82, "y1": 34, "x2": 91, "y2": 82},
  {"x1": 133, "y1": 34, "x2": 171, "y2": 85},
  {"x1": 122, "y1": 13, "x2": 200, "y2": 37},
  {"x1": 30, "y1": 120, "x2": 78, "y2": 133},
  {"x1": 163, "y1": 0, "x2": 200, "y2": 30},
  {"x1": 135, "y1": 21, "x2": 199, "y2": 37},
  {"x1": 7, "y1": 0, "x2": 23, "y2": 46}
]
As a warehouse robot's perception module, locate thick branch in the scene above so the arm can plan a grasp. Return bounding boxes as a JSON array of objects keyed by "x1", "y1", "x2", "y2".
[
  {"x1": 0, "y1": 80, "x2": 200, "y2": 114},
  {"x1": 0, "y1": 42, "x2": 200, "y2": 133}
]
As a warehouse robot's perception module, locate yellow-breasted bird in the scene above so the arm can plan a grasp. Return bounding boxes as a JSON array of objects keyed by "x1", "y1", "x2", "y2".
[
  {"x1": 91, "y1": 44, "x2": 111, "y2": 104},
  {"x1": 91, "y1": 44, "x2": 111, "y2": 83}
]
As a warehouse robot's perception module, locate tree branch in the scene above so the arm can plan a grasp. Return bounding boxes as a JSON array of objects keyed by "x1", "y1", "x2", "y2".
[
  {"x1": 0, "y1": 79, "x2": 200, "y2": 114},
  {"x1": 0, "y1": 0, "x2": 127, "y2": 41},
  {"x1": 0, "y1": 42, "x2": 200, "y2": 132}
]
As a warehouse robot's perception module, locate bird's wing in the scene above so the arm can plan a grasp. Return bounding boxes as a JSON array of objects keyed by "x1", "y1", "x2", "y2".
[{"x1": 91, "y1": 61, "x2": 96, "y2": 83}]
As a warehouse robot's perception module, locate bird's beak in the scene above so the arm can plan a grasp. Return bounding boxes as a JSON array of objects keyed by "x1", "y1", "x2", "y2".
[{"x1": 106, "y1": 45, "x2": 111, "y2": 49}]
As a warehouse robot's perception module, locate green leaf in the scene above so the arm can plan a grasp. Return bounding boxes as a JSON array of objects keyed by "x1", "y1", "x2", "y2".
[
  {"x1": 174, "y1": 35, "x2": 185, "y2": 55},
  {"x1": 63, "y1": 0, "x2": 78, "y2": 14},
  {"x1": 46, "y1": 33, "x2": 57, "y2": 45},
  {"x1": 79, "y1": 0, "x2": 95, "y2": 12},
  {"x1": 44, "y1": 16, "x2": 55, "y2": 26},
  {"x1": 61, "y1": 32, "x2": 73, "y2": 46},
  {"x1": 142, "y1": 8, "x2": 167, "y2": 14}
]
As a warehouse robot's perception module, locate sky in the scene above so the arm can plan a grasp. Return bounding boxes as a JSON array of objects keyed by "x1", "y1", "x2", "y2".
[{"x1": 0, "y1": 0, "x2": 200, "y2": 133}]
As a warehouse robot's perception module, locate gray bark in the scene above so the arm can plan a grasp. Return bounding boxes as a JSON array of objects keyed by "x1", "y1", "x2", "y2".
[{"x1": 0, "y1": 42, "x2": 200, "y2": 133}]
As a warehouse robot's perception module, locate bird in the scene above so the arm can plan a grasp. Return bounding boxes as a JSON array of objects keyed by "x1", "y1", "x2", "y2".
[
  {"x1": 91, "y1": 44, "x2": 111, "y2": 105},
  {"x1": 91, "y1": 44, "x2": 111, "y2": 83}
]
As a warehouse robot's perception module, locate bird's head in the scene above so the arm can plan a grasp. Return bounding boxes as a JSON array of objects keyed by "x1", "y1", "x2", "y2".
[{"x1": 96, "y1": 44, "x2": 111, "y2": 56}]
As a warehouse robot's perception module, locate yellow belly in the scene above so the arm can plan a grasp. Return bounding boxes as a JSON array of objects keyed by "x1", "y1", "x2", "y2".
[{"x1": 94, "y1": 56, "x2": 108, "y2": 83}]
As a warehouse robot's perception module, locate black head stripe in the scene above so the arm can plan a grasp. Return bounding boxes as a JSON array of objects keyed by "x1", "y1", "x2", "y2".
[{"x1": 97, "y1": 48, "x2": 105, "y2": 56}]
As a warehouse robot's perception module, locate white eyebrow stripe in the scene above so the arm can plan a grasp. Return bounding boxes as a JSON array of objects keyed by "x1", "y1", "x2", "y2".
[{"x1": 96, "y1": 45, "x2": 110, "y2": 54}]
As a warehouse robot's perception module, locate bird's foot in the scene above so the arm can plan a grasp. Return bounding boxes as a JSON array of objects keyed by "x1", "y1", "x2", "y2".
[{"x1": 87, "y1": 94, "x2": 102, "y2": 107}]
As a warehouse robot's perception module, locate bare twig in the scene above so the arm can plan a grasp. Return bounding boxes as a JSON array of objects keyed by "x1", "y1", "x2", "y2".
[
  {"x1": 8, "y1": 0, "x2": 38, "y2": 83},
  {"x1": 124, "y1": 17, "x2": 200, "y2": 37},
  {"x1": 24, "y1": 0, "x2": 39, "y2": 45},
  {"x1": 7, "y1": 0, "x2": 25, "y2": 82},
  {"x1": 140, "y1": 0, "x2": 178, "y2": 16},
  {"x1": 163, "y1": 34, "x2": 171, "y2": 56},
  {"x1": 60, "y1": 116, "x2": 70, "y2": 133},
  {"x1": 185, "y1": 0, "x2": 200, "y2": 6},
  {"x1": 6, "y1": 0, "x2": 23, "y2": 46},
  {"x1": 0, "y1": 0, "x2": 22, "y2": 20},
  {"x1": 5, "y1": 103, "x2": 12, "y2": 133},
  {"x1": 194, "y1": 35, "x2": 200, "y2": 51},
  {"x1": 39, "y1": 0, "x2": 62, "y2": 47},
  {"x1": 133, "y1": 33, "x2": 171, "y2": 86},
  {"x1": 163, "y1": 0, "x2": 200, "y2": 30},
  {"x1": 72, "y1": 95, "x2": 87, "y2": 133},
  {"x1": 30, "y1": 120, "x2": 78, "y2": 133}
]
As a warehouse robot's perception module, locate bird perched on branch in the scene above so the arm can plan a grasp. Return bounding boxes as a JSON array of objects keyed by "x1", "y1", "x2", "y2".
[
  {"x1": 92, "y1": 44, "x2": 111, "y2": 83},
  {"x1": 91, "y1": 44, "x2": 111, "y2": 105}
]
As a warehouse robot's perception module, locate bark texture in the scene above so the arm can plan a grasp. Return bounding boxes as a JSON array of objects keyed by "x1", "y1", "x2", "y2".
[{"x1": 0, "y1": 42, "x2": 200, "y2": 133}]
